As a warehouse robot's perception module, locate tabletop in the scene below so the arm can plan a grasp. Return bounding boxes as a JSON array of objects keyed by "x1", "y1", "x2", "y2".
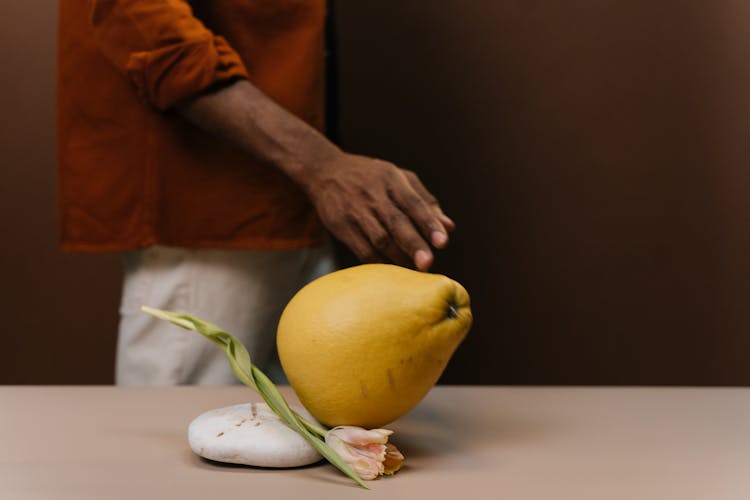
[{"x1": 1, "y1": 385, "x2": 749, "y2": 499}]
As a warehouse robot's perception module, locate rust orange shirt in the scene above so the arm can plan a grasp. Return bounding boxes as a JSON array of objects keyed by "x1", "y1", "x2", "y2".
[{"x1": 57, "y1": 0, "x2": 327, "y2": 252}]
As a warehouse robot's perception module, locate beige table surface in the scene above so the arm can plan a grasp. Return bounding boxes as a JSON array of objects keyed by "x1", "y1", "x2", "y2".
[{"x1": 1, "y1": 386, "x2": 749, "y2": 499}]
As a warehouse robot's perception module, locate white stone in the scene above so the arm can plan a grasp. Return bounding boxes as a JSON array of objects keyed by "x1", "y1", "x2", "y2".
[{"x1": 188, "y1": 402, "x2": 322, "y2": 467}]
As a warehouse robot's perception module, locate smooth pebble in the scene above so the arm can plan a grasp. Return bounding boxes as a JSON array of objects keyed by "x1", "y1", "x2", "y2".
[{"x1": 188, "y1": 402, "x2": 322, "y2": 467}]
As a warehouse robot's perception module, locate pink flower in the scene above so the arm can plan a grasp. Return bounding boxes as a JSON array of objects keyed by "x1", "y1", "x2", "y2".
[{"x1": 325, "y1": 426, "x2": 405, "y2": 480}]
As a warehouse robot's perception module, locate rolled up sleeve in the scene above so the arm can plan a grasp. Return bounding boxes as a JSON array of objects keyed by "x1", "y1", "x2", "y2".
[{"x1": 89, "y1": 0, "x2": 249, "y2": 110}]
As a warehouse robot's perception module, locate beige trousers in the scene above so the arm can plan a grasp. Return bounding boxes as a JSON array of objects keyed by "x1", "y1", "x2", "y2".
[{"x1": 116, "y1": 244, "x2": 336, "y2": 385}]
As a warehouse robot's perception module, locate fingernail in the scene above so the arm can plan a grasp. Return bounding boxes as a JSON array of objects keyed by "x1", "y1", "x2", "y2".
[
  {"x1": 414, "y1": 249, "x2": 433, "y2": 271},
  {"x1": 431, "y1": 231, "x2": 448, "y2": 248}
]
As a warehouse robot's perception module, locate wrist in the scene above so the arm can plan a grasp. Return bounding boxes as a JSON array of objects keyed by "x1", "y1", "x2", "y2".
[{"x1": 279, "y1": 138, "x2": 343, "y2": 194}]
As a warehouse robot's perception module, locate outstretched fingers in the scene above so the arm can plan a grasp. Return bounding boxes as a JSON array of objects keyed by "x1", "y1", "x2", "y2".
[{"x1": 400, "y1": 169, "x2": 456, "y2": 235}]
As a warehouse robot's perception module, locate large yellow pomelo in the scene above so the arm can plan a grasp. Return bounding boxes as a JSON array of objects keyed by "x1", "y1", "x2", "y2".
[{"x1": 277, "y1": 264, "x2": 472, "y2": 428}]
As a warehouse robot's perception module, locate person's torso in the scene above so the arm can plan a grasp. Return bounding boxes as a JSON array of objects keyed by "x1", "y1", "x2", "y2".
[{"x1": 57, "y1": 0, "x2": 327, "y2": 252}]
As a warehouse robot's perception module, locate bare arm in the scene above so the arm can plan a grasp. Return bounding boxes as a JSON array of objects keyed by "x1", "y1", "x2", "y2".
[{"x1": 177, "y1": 79, "x2": 454, "y2": 271}]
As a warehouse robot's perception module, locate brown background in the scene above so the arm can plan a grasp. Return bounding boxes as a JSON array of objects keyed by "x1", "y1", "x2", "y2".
[{"x1": 2, "y1": 1, "x2": 750, "y2": 385}]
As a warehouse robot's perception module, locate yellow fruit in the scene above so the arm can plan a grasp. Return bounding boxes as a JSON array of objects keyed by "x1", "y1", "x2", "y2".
[{"x1": 277, "y1": 263, "x2": 472, "y2": 428}]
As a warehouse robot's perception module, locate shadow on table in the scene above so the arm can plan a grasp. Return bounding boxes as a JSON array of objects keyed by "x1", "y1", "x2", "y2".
[
  {"x1": 183, "y1": 449, "x2": 360, "y2": 488},
  {"x1": 393, "y1": 388, "x2": 554, "y2": 460}
]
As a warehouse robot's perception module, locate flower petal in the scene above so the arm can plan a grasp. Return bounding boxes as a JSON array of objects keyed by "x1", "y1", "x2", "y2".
[
  {"x1": 383, "y1": 443, "x2": 405, "y2": 475},
  {"x1": 351, "y1": 456, "x2": 384, "y2": 480},
  {"x1": 328, "y1": 426, "x2": 392, "y2": 446},
  {"x1": 325, "y1": 426, "x2": 403, "y2": 481}
]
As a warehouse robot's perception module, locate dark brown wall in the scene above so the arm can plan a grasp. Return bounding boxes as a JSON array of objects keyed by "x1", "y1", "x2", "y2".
[
  {"x1": 334, "y1": 1, "x2": 750, "y2": 384},
  {"x1": 3, "y1": 1, "x2": 750, "y2": 384},
  {"x1": 0, "y1": 1, "x2": 120, "y2": 384}
]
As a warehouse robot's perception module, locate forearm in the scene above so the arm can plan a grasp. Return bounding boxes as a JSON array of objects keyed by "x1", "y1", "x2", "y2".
[{"x1": 176, "y1": 79, "x2": 337, "y2": 190}]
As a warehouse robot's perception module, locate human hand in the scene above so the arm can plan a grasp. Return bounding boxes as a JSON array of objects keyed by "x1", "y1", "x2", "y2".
[{"x1": 302, "y1": 152, "x2": 454, "y2": 271}]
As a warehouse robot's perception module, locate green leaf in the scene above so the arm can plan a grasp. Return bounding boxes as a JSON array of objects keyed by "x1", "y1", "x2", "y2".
[
  {"x1": 140, "y1": 306, "x2": 369, "y2": 489},
  {"x1": 141, "y1": 306, "x2": 257, "y2": 389}
]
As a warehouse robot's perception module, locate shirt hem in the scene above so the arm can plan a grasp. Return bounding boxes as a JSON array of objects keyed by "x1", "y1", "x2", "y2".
[{"x1": 59, "y1": 235, "x2": 328, "y2": 254}]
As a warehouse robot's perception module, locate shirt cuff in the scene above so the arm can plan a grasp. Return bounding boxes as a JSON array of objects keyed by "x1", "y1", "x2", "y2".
[{"x1": 125, "y1": 34, "x2": 249, "y2": 110}]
